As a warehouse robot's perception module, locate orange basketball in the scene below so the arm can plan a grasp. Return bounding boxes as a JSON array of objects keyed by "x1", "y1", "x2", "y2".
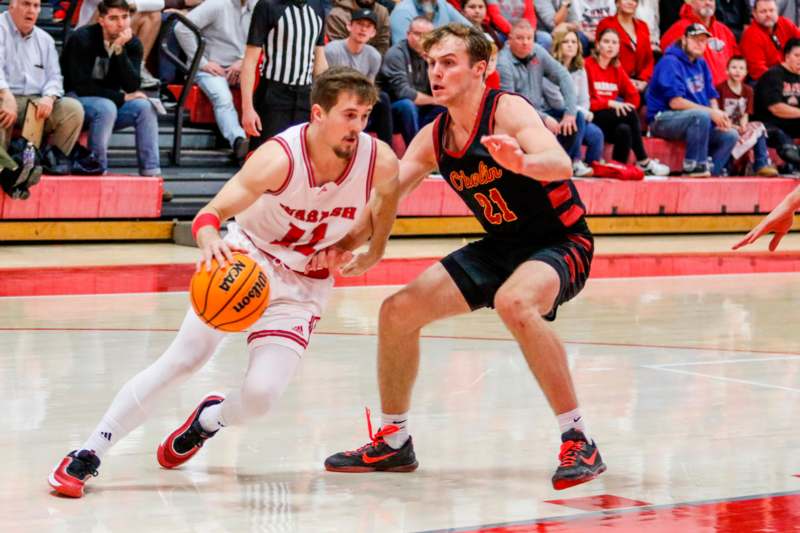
[{"x1": 190, "y1": 253, "x2": 270, "y2": 332}]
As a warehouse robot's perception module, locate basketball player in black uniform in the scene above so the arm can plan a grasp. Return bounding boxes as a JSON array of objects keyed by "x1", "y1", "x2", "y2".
[{"x1": 323, "y1": 23, "x2": 605, "y2": 490}]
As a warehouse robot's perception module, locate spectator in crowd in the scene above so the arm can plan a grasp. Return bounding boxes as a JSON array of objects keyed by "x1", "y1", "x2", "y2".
[
  {"x1": 741, "y1": 0, "x2": 800, "y2": 81},
  {"x1": 586, "y1": 28, "x2": 669, "y2": 173},
  {"x1": 597, "y1": 0, "x2": 654, "y2": 92},
  {"x1": 636, "y1": 0, "x2": 660, "y2": 48},
  {"x1": 659, "y1": 0, "x2": 683, "y2": 37},
  {"x1": 61, "y1": 0, "x2": 160, "y2": 176},
  {"x1": 380, "y1": 16, "x2": 443, "y2": 145},
  {"x1": 389, "y1": 0, "x2": 470, "y2": 44},
  {"x1": 175, "y1": 0, "x2": 257, "y2": 164},
  {"x1": 450, "y1": 0, "x2": 512, "y2": 35},
  {"x1": 534, "y1": 0, "x2": 584, "y2": 50},
  {"x1": 486, "y1": 41, "x2": 501, "y2": 88},
  {"x1": 661, "y1": 0, "x2": 739, "y2": 85},
  {"x1": 325, "y1": 8, "x2": 393, "y2": 144},
  {"x1": 327, "y1": 0, "x2": 392, "y2": 54},
  {"x1": 547, "y1": 29, "x2": 605, "y2": 168},
  {"x1": 754, "y1": 37, "x2": 800, "y2": 172},
  {"x1": 716, "y1": 56, "x2": 778, "y2": 175},
  {"x1": 76, "y1": 0, "x2": 164, "y2": 88},
  {"x1": 777, "y1": 0, "x2": 799, "y2": 26},
  {"x1": 0, "y1": 0, "x2": 84, "y2": 157},
  {"x1": 241, "y1": 0, "x2": 327, "y2": 149},
  {"x1": 715, "y1": 0, "x2": 751, "y2": 40},
  {"x1": 647, "y1": 24, "x2": 739, "y2": 176},
  {"x1": 497, "y1": 20, "x2": 592, "y2": 176},
  {"x1": 578, "y1": 0, "x2": 615, "y2": 44},
  {"x1": 460, "y1": 0, "x2": 510, "y2": 48}
]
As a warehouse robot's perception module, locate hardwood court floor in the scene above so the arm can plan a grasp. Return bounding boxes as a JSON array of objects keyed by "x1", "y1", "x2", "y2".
[{"x1": 1, "y1": 236, "x2": 799, "y2": 532}]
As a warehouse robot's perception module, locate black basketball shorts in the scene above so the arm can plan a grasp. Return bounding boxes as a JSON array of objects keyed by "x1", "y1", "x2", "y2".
[{"x1": 440, "y1": 232, "x2": 594, "y2": 321}]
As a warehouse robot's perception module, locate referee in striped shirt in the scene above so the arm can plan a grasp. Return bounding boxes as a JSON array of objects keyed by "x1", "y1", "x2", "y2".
[{"x1": 241, "y1": 0, "x2": 329, "y2": 149}]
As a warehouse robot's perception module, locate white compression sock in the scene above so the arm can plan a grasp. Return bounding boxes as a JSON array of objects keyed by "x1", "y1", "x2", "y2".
[
  {"x1": 80, "y1": 310, "x2": 225, "y2": 459},
  {"x1": 381, "y1": 412, "x2": 409, "y2": 449},
  {"x1": 556, "y1": 407, "x2": 589, "y2": 440},
  {"x1": 197, "y1": 344, "x2": 300, "y2": 431}
]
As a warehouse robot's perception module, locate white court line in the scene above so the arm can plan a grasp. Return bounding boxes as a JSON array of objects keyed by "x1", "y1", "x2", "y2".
[
  {"x1": 643, "y1": 365, "x2": 800, "y2": 393},
  {"x1": 649, "y1": 355, "x2": 800, "y2": 368}
]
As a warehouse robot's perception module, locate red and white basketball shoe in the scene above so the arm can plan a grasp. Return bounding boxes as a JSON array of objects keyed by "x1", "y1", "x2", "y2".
[
  {"x1": 48, "y1": 449, "x2": 101, "y2": 498},
  {"x1": 157, "y1": 393, "x2": 224, "y2": 469}
]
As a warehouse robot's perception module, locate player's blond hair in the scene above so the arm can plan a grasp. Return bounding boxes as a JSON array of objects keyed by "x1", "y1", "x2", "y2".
[{"x1": 421, "y1": 23, "x2": 492, "y2": 66}]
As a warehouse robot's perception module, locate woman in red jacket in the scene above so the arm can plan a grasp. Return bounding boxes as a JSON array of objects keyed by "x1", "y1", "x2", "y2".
[
  {"x1": 596, "y1": 0, "x2": 655, "y2": 92},
  {"x1": 586, "y1": 28, "x2": 669, "y2": 174}
]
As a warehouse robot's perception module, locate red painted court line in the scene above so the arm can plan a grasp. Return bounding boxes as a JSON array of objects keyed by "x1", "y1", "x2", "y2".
[
  {"x1": 1, "y1": 251, "x2": 799, "y2": 298},
  {"x1": 1, "y1": 327, "x2": 799, "y2": 357},
  {"x1": 422, "y1": 491, "x2": 800, "y2": 533},
  {"x1": 544, "y1": 494, "x2": 650, "y2": 511}
]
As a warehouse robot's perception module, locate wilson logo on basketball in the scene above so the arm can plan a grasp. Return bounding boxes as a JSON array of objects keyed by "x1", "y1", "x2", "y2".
[
  {"x1": 233, "y1": 272, "x2": 268, "y2": 313},
  {"x1": 218, "y1": 260, "x2": 247, "y2": 291}
]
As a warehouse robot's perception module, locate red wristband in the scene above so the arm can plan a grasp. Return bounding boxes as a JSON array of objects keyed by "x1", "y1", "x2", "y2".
[{"x1": 192, "y1": 212, "x2": 221, "y2": 240}]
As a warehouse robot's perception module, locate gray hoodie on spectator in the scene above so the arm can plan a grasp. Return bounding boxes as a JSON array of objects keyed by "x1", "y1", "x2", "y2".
[
  {"x1": 379, "y1": 39, "x2": 430, "y2": 102},
  {"x1": 534, "y1": 0, "x2": 580, "y2": 32},
  {"x1": 496, "y1": 43, "x2": 576, "y2": 117}
]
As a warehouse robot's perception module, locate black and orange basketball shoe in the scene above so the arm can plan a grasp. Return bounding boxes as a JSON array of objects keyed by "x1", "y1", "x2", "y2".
[
  {"x1": 157, "y1": 393, "x2": 224, "y2": 469},
  {"x1": 324, "y1": 409, "x2": 418, "y2": 472},
  {"x1": 48, "y1": 449, "x2": 101, "y2": 498},
  {"x1": 551, "y1": 428, "x2": 606, "y2": 490}
]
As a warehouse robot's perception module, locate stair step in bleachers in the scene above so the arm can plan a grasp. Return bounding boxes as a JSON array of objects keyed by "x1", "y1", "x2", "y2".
[
  {"x1": 0, "y1": 175, "x2": 162, "y2": 219},
  {"x1": 109, "y1": 126, "x2": 219, "y2": 150}
]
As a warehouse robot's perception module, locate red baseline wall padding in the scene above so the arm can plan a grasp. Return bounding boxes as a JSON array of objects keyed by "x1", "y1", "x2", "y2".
[
  {"x1": 0, "y1": 175, "x2": 163, "y2": 219},
  {"x1": 398, "y1": 176, "x2": 798, "y2": 217}
]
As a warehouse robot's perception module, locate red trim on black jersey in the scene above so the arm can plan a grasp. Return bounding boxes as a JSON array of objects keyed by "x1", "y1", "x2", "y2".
[
  {"x1": 559, "y1": 204, "x2": 585, "y2": 227},
  {"x1": 567, "y1": 233, "x2": 593, "y2": 252},
  {"x1": 487, "y1": 90, "x2": 504, "y2": 135},
  {"x1": 547, "y1": 182, "x2": 573, "y2": 210},
  {"x1": 432, "y1": 114, "x2": 443, "y2": 163},
  {"x1": 247, "y1": 329, "x2": 309, "y2": 349},
  {"x1": 365, "y1": 136, "x2": 377, "y2": 203},
  {"x1": 441, "y1": 85, "x2": 491, "y2": 159},
  {"x1": 266, "y1": 136, "x2": 293, "y2": 195}
]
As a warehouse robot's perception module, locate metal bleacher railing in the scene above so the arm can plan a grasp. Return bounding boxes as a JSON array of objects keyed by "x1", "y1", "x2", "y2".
[{"x1": 155, "y1": 11, "x2": 205, "y2": 167}]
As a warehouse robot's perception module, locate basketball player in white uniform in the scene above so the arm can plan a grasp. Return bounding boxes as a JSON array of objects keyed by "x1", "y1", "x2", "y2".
[{"x1": 48, "y1": 67, "x2": 400, "y2": 498}]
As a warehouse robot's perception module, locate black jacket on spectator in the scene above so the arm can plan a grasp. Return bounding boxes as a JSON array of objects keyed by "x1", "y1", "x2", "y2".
[
  {"x1": 715, "y1": 0, "x2": 751, "y2": 40},
  {"x1": 61, "y1": 24, "x2": 143, "y2": 108},
  {"x1": 379, "y1": 40, "x2": 430, "y2": 102}
]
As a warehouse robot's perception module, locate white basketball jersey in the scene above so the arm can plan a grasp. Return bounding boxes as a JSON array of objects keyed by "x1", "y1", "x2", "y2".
[{"x1": 235, "y1": 123, "x2": 377, "y2": 273}]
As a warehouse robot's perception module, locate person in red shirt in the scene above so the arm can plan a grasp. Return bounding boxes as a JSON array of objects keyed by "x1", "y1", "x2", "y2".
[
  {"x1": 596, "y1": 0, "x2": 655, "y2": 92},
  {"x1": 586, "y1": 28, "x2": 670, "y2": 173},
  {"x1": 461, "y1": 0, "x2": 510, "y2": 47},
  {"x1": 661, "y1": 0, "x2": 739, "y2": 85},
  {"x1": 741, "y1": 0, "x2": 800, "y2": 81},
  {"x1": 449, "y1": 0, "x2": 514, "y2": 36}
]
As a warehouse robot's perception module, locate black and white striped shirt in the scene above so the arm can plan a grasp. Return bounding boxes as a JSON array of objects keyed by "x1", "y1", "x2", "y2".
[{"x1": 247, "y1": 0, "x2": 325, "y2": 86}]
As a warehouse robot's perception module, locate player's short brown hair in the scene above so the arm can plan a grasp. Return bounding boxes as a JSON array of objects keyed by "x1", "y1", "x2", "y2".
[
  {"x1": 421, "y1": 23, "x2": 492, "y2": 66},
  {"x1": 310, "y1": 67, "x2": 378, "y2": 111}
]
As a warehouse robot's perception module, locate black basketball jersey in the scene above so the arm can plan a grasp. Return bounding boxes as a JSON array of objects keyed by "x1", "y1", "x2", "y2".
[{"x1": 432, "y1": 88, "x2": 589, "y2": 242}]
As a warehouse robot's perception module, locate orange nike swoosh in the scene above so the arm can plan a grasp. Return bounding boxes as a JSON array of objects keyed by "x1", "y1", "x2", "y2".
[
  {"x1": 362, "y1": 451, "x2": 398, "y2": 464},
  {"x1": 581, "y1": 450, "x2": 599, "y2": 466}
]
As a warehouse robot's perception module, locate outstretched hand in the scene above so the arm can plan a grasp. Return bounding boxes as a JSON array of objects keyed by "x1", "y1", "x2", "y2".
[
  {"x1": 481, "y1": 134, "x2": 524, "y2": 174},
  {"x1": 732, "y1": 208, "x2": 794, "y2": 251}
]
